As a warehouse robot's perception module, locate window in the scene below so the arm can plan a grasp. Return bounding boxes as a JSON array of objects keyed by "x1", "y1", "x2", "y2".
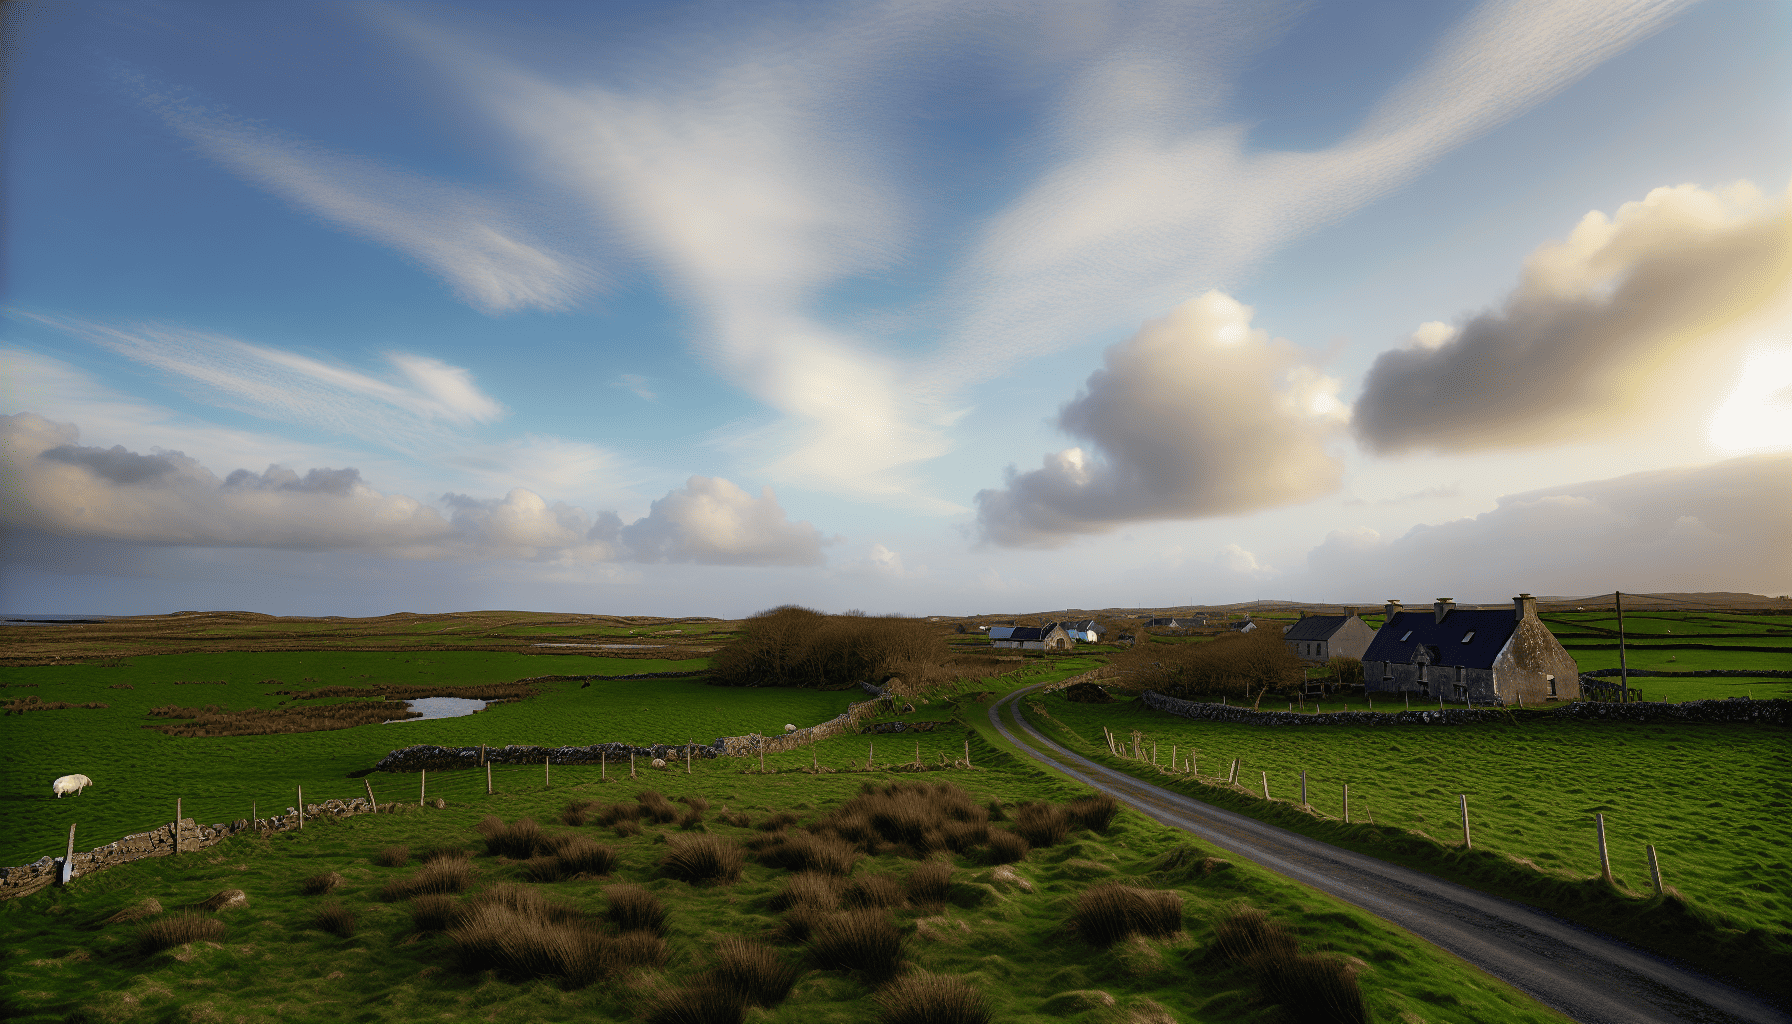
[
  {"x1": 1400, "y1": 630, "x2": 1412, "y2": 641},
  {"x1": 1548, "y1": 675, "x2": 1557, "y2": 697},
  {"x1": 1460, "y1": 631, "x2": 1475, "y2": 643}
]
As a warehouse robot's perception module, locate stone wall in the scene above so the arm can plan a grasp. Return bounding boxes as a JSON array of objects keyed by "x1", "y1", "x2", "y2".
[
  {"x1": 1139, "y1": 690, "x2": 1789, "y2": 727},
  {"x1": 1582, "y1": 668, "x2": 1792, "y2": 678},
  {"x1": 1, "y1": 797, "x2": 379, "y2": 902}
]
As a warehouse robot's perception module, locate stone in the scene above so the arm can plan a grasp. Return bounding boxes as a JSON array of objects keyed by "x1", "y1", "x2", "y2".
[{"x1": 200, "y1": 889, "x2": 248, "y2": 912}]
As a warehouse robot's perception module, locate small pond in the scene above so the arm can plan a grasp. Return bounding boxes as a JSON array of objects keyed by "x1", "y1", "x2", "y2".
[{"x1": 386, "y1": 697, "x2": 486, "y2": 723}]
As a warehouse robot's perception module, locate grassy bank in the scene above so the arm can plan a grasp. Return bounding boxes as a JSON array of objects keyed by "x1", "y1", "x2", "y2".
[
  {"x1": 1020, "y1": 690, "x2": 1792, "y2": 1006},
  {"x1": 0, "y1": 726, "x2": 1567, "y2": 1023}
]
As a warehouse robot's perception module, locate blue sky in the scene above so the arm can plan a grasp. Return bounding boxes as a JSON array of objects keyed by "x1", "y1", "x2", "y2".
[{"x1": 4, "y1": 0, "x2": 1790, "y2": 617}]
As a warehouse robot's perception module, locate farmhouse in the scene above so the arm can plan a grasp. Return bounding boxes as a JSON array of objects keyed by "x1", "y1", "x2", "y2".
[
  {"x1": 1060, "y1": 619, "x2": 1106, "y2": 641},
  {"x1": 1228, "y1": 617, "x2": 1257, "y2": 633},
  {"x1": 1282, "y1": 610, "x2": 1376, "y2": 662},
  {"x1": 1146, "y1": 616, "x2": 1203, "y2": 628},
  {"x1": 992, "y1": 624, "x2": 1074, "y2": 651},
  {"x1": 1363, "y1": 595, "x2": 1579, "y2": 704}
]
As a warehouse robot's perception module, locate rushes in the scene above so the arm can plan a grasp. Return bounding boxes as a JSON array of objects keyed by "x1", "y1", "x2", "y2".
[
  {"x1": 876, "y1": 972, "x2": 992, "y2": 1024},
  {"x1": 756, "y1": 811, "x2": 798, "y2": 832},
  {"x1": 137, "y1": 912, "x2": 225, "y2": 955},
  {"x1": 1214, "y1": 907, "x2": 1367, "y2": 1024},
  {"x1": 373, "y1": 845, "x2": 410, "y2": 867},
  {"x1": 708, "y1": 936, "x2": 802, "y2": 1007},
  {"x1": 755, "y1": 834, "x2": 862, "y2": 876},
  {"x1": 561, "y1": 799, "x2": 597, "y2": 826},
  {"x1": 660, "y1": 834, "x2": 746, "y2": 885},
  {"x1": 842, "y1": 873, "x2": 906, "y2": 910},
  {"x1": 1070, "y1": 882, "x2": 1182, "y2": 946},
  {"x1": 380, "y1": 858, "x2": 474, "y2": 901},
  {"x1": 1008, "y1": 802, "x2": 1070, "y2": 847},
  {"x1": 806, "y1": 908, "x2": 908, "y2": 984},
  {"x1": 475, "y1": 816, "x2": 544, "y2": 858},
  {"x1": 984, "y1": 830, "x2": 1029, "y2": 865},
  {"x1": 410, "y1": 894, "x2": 464, "y2": 932},
  {"x1": 300, "y1": 871, "x2": 344, "y2": 896},
  {"x1": 906, "y1": 862, "x2": 953, "y2": 907},
  {"x1": 448, "y1": 896, "x2": 610, "y2": 990},
  {"x1": 313, "y1": 901, "x2": 356, "y2": 938},
  {"x1": 605, "y1": 883, "x2": 669, "y2": 935},
  {"x1": 1065, "y1": 793, "x2": 1118, "y2": 833},
  {"x1": 521, "y1": 836, "x2": 620, "y2": 882},
  {"x1": 769, "y1": 872, "x2": 841, "y2": 912},
  {"x1": 638, "y1": 790, "x2": 680, "y2": 824}
]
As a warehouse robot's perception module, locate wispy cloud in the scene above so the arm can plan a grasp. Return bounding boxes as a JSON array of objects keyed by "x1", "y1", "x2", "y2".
[
  {"x1": 611, "y1": 374, "x2": 657, "y2": 401},
  {"x1": 128, "y1": 75, "x2": 600, "y2": 313}
]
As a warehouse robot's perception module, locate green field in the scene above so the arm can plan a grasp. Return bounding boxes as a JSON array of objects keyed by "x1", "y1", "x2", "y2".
[
  {"x1": 1020, "y1": 690, "x2": 1792, "y2": 1001},
  {"x1": 0, "y1": 713, "x2": 1566, "y2": 1023},
  {"x1": 0, "y1": 652, "x2": 877, "y2": 868}
]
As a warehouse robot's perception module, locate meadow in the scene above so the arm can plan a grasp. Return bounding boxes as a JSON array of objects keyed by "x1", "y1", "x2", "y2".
[
  {"x1": 0, "y1": 727, "x2": 1567, "y2": 1024},
  {"x1": 1020, "y1": 690, "x2": 1792, "y2": 1003}
]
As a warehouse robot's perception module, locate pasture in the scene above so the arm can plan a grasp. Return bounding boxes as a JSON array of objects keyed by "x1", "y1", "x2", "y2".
[{"x1": 0, "y1": 734, "x2": 1566, "y2": 1024}]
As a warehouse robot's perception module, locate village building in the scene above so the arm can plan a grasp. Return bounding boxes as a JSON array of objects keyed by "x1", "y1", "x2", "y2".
[
  {"x1": 1362, "y1": 595, "x2": 1579, "y2": 704},
  {"x1": 1146, "y1": 616, "x2": 1204, "y2": 629},
  {"x1": 992, "y1": 624, "x2": 1074, "y2": 651},
  {"x1": 1282, "y1": 610, "x2": 1376, "y2": 662},
  {"x1": 1059, "y1": 619, "x2": 1106, "y2": 641},
  {"x1": 1227, "y1": 617, "x2": 1256, "y2": 633}
]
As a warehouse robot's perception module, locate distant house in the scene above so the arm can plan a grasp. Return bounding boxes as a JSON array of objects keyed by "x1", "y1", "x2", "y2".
[
  {"x1": 992, "y1": 624, "x2": 1074, "y2": 651},
  {"x1": 1061, "y1": 619, "x2": 1106, "y2": 641},
  {"x1": 1147, "y1": 616, "x2": 1203, "y2": 629},
  {"x1": 987, "y1": 626, "x2": 1015, "y2": 641},
  {"x1": 1363, "y1": 595, "x2": 1579, "y2": 704},
  {"x1": 1228, "y1": 617, "x2": 1257, "y2": 633},
  {"x1": 1282, "y1": 610, "x2": 1376, "y2": 662}
]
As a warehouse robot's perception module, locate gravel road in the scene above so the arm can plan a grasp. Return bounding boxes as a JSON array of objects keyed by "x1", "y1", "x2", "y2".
[{"x1": 987, "y1": 685, "x2": 1790, "y2": 1024}]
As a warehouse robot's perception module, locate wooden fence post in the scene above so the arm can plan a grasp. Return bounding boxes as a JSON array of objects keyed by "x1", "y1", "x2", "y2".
[
  {"x1": 59, "y1": 824, "x2": 76, "y2": 885},
  {"x1": 914, "y1": 740, "x2": 921, "y2": 768},
  {"x1": 363, "y1": 779, "x2": 376, "y2": 809},
  {"x1": 964, "y1": 738, "x2": 971, "y2": 768},
  {"x1": 486, "y1": 761, "x2": 493, "y2": 795},
  {"x1": 1300, "y1": 771, "x2": 1308, "y2": 807},
  {"x1": 1596, "y1": 813, "x2": 1613, "y2": 884},
  {"x1": 760, "y1": 745, "x2": 765, "y2": 772},
  {"x1": 419, "y1": 770, "x2": 426, "y2": 806},
  {"x1": 1647, "y1": 844, "x2": 1663, "y2": 895},
  {"x1": 686, "y1": 741, "x2": 692, "y2": 775},
  {"x1": 1170, "y1": 745, "x2": 1176, "y2": 773},
  {"x1": 545, "y1": 757, "x2": 550, "y2": 789},
  {"x1": 812, "y1": 745, "x2": 818, "y2": 770},
  {"x1": 631, "y1": 752, "x2": 636, "y2": 779},
  {"x1": 868, "y1": 741, "x2": 875, "y2": 770},
  {"x1": 1152, "y1": 741, "x2": 1157, "y2": 765},
  {"x1": 1342, "y1": 783, "x2": 1349, "y2": 824},
  {"x1": 295, "y1": 788, "x2": 301, "y2": 831},
  {"x1": 601, "y1": 752, "x2": 606, "y2": 781},
  {"x1": 1261, "y1": 771, "x2": 1270, "y2": 800},
  {"x1": 1460, "y1": 795, "x2": 1471, "y2": 849},
  {"x1": 480, "y1": 743, "x2": 485, "y2": 765}
]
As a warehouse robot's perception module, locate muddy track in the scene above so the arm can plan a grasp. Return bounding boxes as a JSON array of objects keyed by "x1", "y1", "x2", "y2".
[{"x1": 986, "y1": 685, "x2": 1790, "y2": 1024}]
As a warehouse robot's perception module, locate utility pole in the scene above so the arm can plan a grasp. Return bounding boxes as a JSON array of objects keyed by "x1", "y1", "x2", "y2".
[{"x1": 1615, "y1": 591, "x2": 1628, "y2": 703}]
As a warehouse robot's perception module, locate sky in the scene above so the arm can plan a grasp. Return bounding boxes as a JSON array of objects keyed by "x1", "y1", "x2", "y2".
[{"x1": 3, "y1": 0, "x2": 1790, "y2": 618}]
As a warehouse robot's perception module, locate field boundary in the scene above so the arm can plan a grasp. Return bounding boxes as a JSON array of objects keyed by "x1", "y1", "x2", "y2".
[{"x1": 1138, "y1": 690, "x2": 1791, "y2": 727}]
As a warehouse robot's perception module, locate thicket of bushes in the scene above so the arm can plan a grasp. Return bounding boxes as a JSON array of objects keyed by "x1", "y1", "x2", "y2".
[
  {"x1": 710, "y1": 605, "x2": 1004, "y2": 691},
  {"x1": 1116, "y1": 627, "x2": 1306, "y2": 700}
]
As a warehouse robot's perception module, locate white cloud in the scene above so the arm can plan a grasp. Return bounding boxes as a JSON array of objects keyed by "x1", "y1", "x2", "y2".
[
  {"x1": 1708, "y1": 343, "x2": 1792, "y2": 455},
  {"x1": 1303, "y1": 454, "x2": 1792, "y2": 598},
  {"x1": 1, "y1": 413, "x2": 831, "y2": 567},
  {"x1": 975, "y1": 292, "x2": 1346, "y2": 546},
  {"x1": 1354, "y1": 180, "x2": 1792, "y2": 454},
  {"x1": 1216, "y1": 543, "x2": 1275, "y2": 576},
  {"x1": 130, "y1": 78, "x2": 599, "y2": 313},
  {"x1": 611, "y1": 374, "x2": 657, "y2": 402}
]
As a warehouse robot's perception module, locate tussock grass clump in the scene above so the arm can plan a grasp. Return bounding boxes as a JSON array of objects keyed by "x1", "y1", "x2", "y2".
[
  {"x1": 561, "y1": 799, "x2": 597, "y2": 826},
  {"x1": 941, "y1": 821, "x2": 989, "y2": 853},
  {"x1": 1065, "y1": 794, "x2": 1118, "y2": 834},
  {"x1": 1070, "y1": 882, "x2": 1182, "y2": 946},
  {"x1": 475, "y1": 816, "x2": 544, "y2": 858},
  {"x1": 660, "y1": 834, "x2": 746, "y2": 885},
  {"x1": 645, "y1": 986, "x2": 749, "y2": 1024},
  {"x1": 1009, "y1": 802, "x2": 1070, "y2": 848},
  {"x1": 984, "y1": 830, "x2": 1029, "y2": 864},
  {"x1": 709, "y1": 936, "x2": 803, "y2": 1007},
  {"x1": 605, "y1": 883, "x2": 669, "y2": 935},
  {"x1": 756, "y1": 833, "x2": 861, "y2": 876},
  {"x1": 613, "y1": 818, "x2": 645, "y2": 838},
  {"x1": 718, "y1": 809, "x2": 752, "y2": 828},
  {"x1": 678, "y1": 807, "x2": 708, "y2": 830},
  {"x1": 615, "y1": 930, "x2": 670, "y2": 969},
  {"x1": 137, "y1": 912, "x2": 225, "y2": 955},
  {"x1": 373, "y1": 844, "x2": 410, "y2": 867},
  {"x1": 313, "y1": 901, "x2": 356, "y2": 938},
  {"x1": 448, "y1": 894, "x2": 609, "y2": 989},
  {"x1": 769, "y1": 872, "x2": 841, "y2": 912},
  {"x1": 521, "y1": 836, "x2": 619, "y2": 882},
  {"x1": 876, "y1": 971, "x2": 993, "y2": 1024},
  {"x1": 906, "y1": 862, "x2": 953, "y2": 906},
  {"x1": 678, "y1": 795, "x2": 711, "y2": 814},
  {"x1": 598, "y1": 801, "x2": 644, "y2": 826},
  {"x1": 756, "y1": 811, "x2": 799, "y2": 832},
  {"x1": 104, "y1": 898, "x2": 162, "y2": 925},
  {"x1": 380, "y1": 858, "x2": 474, "y2": 901},
  {"x1": 422, "y1": 845, "x2": 471, "y2": 864},
  {"x1": 807, "y1": 909, "x2": 909, "y2": 984},
  {"x1": 778, "y1": 905, "x2": 826, "y2": 944},
  {"x1": 843, "y1": 873, "x2": 906, "y2": 909},
  {"x1": 986, "y1": 799, "x2": 1008, "y2": 822},
  {"x1": 300, "y1": 871, "x2": 344, "y2": 896},
  {"x1": 638, "y1": 790, "x2": 680, "y2": 824},
  {"x1": 1213, "y1": 908, "x2": 1366, "y2": 1024},
  {"x1": 409, "y1": 894, "x2": 464, "y2": 932}
]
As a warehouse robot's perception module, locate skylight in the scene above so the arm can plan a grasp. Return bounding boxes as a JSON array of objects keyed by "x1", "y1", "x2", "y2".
[
  {"x1": 1400, "y1": 631, "x2": 1412, "y2": 641},
  {"x1": 1461, "y1": 631, "x2": 1476, "y2": 643}
]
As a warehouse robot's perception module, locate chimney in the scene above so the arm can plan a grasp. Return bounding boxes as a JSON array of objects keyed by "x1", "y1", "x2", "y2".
[
  {"x1": 1384, "y1": 599, "x2": 1402, "y2": 621},
  {"x1": 1433, "y1": 598, "x2": 1455, "y2": 623},
  {"x1": 1513, "y1": 593, "x2": 1537, "y2": 620},
  {"x1": 1343, "y1": 607, "x2": 1357, "y2": 619}
]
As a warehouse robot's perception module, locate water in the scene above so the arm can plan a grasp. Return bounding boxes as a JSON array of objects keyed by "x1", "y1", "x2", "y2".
[{"x1": 386, "y1": 697, "x2": 486, "y2": 723}]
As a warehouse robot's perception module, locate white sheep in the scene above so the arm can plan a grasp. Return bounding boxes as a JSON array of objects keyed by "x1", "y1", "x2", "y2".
[
  {"x1": 53, "y1": 774, "x2": 93, "y2": 798},
  {"x1": 650, "y1": 758, "x2": 667, "y2": 769},
  {"x1": 784, "y1": 724, "x2": 797, "y2": 734}
]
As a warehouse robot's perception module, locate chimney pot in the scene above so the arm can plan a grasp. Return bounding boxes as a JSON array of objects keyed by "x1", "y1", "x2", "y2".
[
  {"x1": 1433, "y1": 598, "x2": 1456, "y2": 624},
  {"x1": 1513, "y1": 594, "x2": 1538, "y2": 620},
  {"x1": 1384, "y1": 599, "x2": 1403, "y2": 621}
]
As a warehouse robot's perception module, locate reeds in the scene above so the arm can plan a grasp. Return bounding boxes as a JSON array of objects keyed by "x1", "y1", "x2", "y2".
[
  {"x1": 448, "y1": 896, "x2": 610, "y2": 989},
  {"x1": 421, "y1": 845, "x2": 471, "y2": 864},
  {"x1": 522, "y1": 836, "x2": 620, "y2": 881},
  {"x1": 678, "y1": 795, "x2": 711, "y2": 814},
  {"x1": 313, "y1": 901, "x2": 356, "y2": 938},
  {"x1": 875, "y1": 972, "x2": 992, "y2": 1024},
  {"x1": 645, "y1": 986, "x2": 749, "y2": 1024},
  {"x1": 605, "y1": 883, "x2": 669, "y2": 935},
  {"x1": 1070, "y1": 882, "x2": 1182, "y2": 946},
  {"x1": 137, "y1": 912, "x2": 225, "y2": 955},
  {"x1": 373, "y1": 844, "x2": 410, "y2": 867},
  {"x1": 300, "y1": 871, "x2": 344, "y2": 896},
  {"x1": 807, "y1": 909, "x2": 908, "y2": 984},
  {"x1": 718, "y1": 809, "x2": 752, "y2": 828},
  {"x1": 660, "y1": 834, "x2": 746, "y2": 885},
  {"x1": 380, "y1": 858, "x2": 474, "y2": 901},
  {"x1": 756, "y1": 811, "x2": 798, "y2": 832}
]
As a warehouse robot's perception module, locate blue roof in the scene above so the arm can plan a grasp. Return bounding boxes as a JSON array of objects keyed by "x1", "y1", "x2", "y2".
[{"x1": 1361, "y1": 610, "x2": 1517, "y2": 670}]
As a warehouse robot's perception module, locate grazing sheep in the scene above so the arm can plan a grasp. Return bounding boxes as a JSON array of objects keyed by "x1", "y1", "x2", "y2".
[
  {"x1": 651, "y1": 758, "x2": 667, "y2": 769},
  {"x1": 53, "y1": 774, "x2": 94, "y2": 798},
  {"x1": 784, "y1": 724, "x2": 797, "y2": 734}
]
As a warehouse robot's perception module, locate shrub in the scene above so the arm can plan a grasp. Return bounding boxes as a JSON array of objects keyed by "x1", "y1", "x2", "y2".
[
  {"x1": 807, "y1": 909, "x2": 908, "y2": 984},
  {"x1": 137, "y1": 912, "x2": 225, "y2": 954},
  {"x1": 876, "y1": 972, "x2": 992, "y2": 1024},
  {"x1": 906, "y1": 862, "x2": 953, "y2": 906},
  {"x1": 1009, "y1": 803, "x2": 1070, "y2": 848},
  {"x1": 756, "y1": 834, "x2": 861, "y2": 876},
  {"x1": 843, "y1": 874, "x2": 906, "y2": 910},
  {"x1": 709, "y1": 936, "x2": 802, "y2": 1007},
  {"x1": 373, "y1": 845, "x2": 411, "y2": 867},
  {"x1": 645, "y1": 986, "x2": 749, "y2": 1024},
  {"x1": 381, "y1": 859, "x2": 474, "y2": 901},
  {"x1": 605, "y1": 883, "x2": 669, "y2": 935},
  {"x1": 561, "y1": 799, "x2": 597, "y2": 826},
  {"x1": 448, "y1": 898, "x2": 610, "y2": 989},
  {"x1": 769, "y1": 872, "x2": 841, "y2": 912},
  {"x1": 756, "y1": 811, "x2": 799, "y2": 832},
  {"x1": 1070, "y1": 882, "x2": 1182, "y2": 946},
  {"x1": 984, "y1": 830, "x2": 1029, "y2": 864},
  {"x1": 475, "y1": 815, "x2": 544, "y2": 858},
  {"x1": 300, "y1": 871, "x2": 344, "y2": 896},
  {"x1": 661, "y1": 834, "x2": 746, "y2": 885},
  {"x1": 710, "y1": 605, "x2": 950, "y2": 689},
  {"x1": 1065, "y1": 794, "x2": 1118, "y2": 834},
  {"x1": 638, "y1": 790, "x2": 680, "y2": 824},
  {"x1": 410, "y1": 894, "x2": 464, "y2": 932},
  {"x1": 314, "y1": 901, "x2": 356, "y2": 938}
]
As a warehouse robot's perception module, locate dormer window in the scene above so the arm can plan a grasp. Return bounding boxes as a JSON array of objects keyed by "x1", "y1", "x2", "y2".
[
  {"x1": 1399, "y1": 631, "x2": 1412, "y2": 641},
  {"x1": 1460, "y1": 631, "x2": 1475, "y2": 643}
]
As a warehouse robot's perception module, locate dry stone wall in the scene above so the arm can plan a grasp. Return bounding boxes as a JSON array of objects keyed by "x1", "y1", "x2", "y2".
[{"x1": 1139, "y1": 690, "x2": 1789, "y2": 727}]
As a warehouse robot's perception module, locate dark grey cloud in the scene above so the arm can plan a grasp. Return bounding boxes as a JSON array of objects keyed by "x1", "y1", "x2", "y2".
[
  {"x1": 976, "y1": 292, "x2": 1347, "y2": 547},
  {"x1": 40, "y1": 444, "x2": 178, "y2": 485},
  {"x1": 1354, "y1": 183, "x2": 1792, "y2": 455}
]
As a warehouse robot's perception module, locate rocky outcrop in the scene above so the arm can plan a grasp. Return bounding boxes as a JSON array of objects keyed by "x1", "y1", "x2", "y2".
[{"x1": 1139, "y1": 691, "x2": 1789, "y2": 727}]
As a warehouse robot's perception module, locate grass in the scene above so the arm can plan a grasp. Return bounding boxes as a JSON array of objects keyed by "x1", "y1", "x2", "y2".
[
  {"x1": 876, "y1": 972, "x2": 993, "y2": 1024},
  {"x1": 1022, "y1": 689, "x2": 1792, "y2": 1005},
  {"x1": 0, "y1": 727, "x2": 1575, "y2": 1024}
]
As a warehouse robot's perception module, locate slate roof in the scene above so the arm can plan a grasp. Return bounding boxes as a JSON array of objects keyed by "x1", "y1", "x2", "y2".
[
  {"x1": 1066, "y1": 619, "x2": 1103, "y2": 632},
  {"x1": 1283, "y1": 615, "x2": 1350, "y2": 642},
  {"x1": 987, "y1": 626, "x2": 1015, "y2": 640},
  {"x1": 1362, "y1": 610, "x2": 1518, "y2": 670},
  {"x1": 1005, "y1": 626, "x2": 1047, "y2": 642}
]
